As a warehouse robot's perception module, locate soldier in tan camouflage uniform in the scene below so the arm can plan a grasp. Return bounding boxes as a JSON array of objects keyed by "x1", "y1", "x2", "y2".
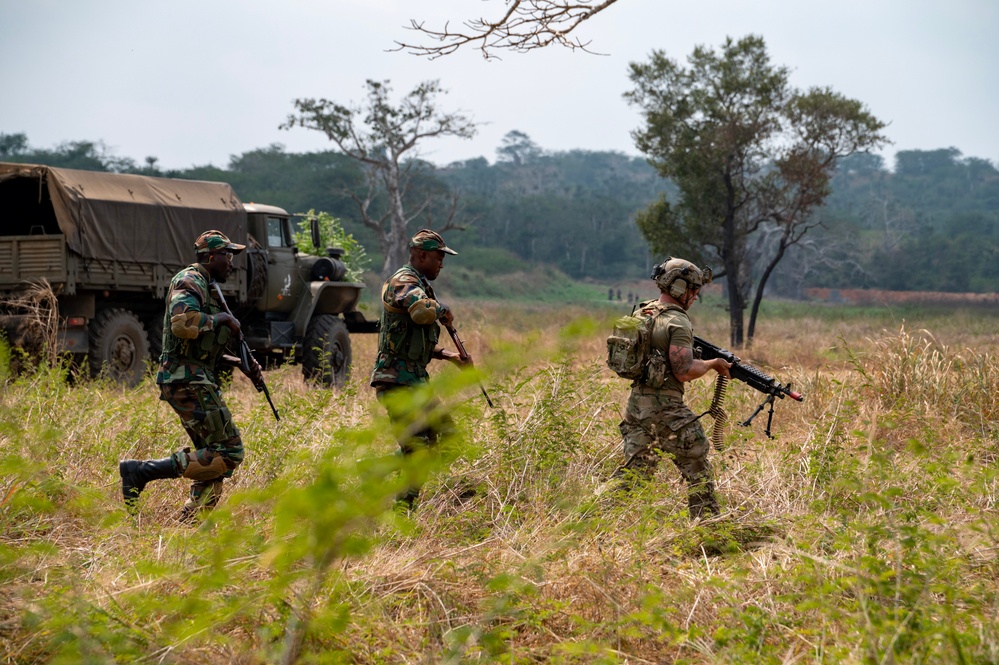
[
  {"x1": 118, "y1": 230, "x2": 262, "y2": 521},
  {"x1": 613, "y1": 257, "x2": 731, "y2": 519},
  {"x1": 371, "y1": 229, "x2": 471, "y2": 510}
]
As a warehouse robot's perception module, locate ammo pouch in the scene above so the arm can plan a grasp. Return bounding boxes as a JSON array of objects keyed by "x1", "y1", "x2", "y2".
[
  {"x1": 166, "y1": 320, "x2": 232, "y2": 368},
  {"x1": 380, "y1": 310, "x2": 439, "y2": 366},
  {"x1": 199, "y1": 324, "x2": 232, "y2": 367},
  {"x1": 644, "y1": 352, "x2": 669, "y2": 389}
]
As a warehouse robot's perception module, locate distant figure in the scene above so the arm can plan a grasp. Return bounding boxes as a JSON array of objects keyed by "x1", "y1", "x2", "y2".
[
  {"x1": 616, "y1": 289, "x2": 622, "y2": 301},
  {"x1": 608, "y1": 287, "x2": 615, "y2": 301},
  {"x1": 627, "y1": 291, "x2": 634, "y2": 304}
]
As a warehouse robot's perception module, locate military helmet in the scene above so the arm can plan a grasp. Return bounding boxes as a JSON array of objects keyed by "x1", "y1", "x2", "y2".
[{"x1": 651, "y1": 257, "x2": 712, "y2": 297}]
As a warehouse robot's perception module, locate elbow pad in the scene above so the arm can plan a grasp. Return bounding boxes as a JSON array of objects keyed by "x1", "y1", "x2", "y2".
[
  {"x1": 408, "y1": 297, "x2": 441, "y2": 325},
  {"x1": 170, "y1": 311, "x2": 203, "y2": 340}
]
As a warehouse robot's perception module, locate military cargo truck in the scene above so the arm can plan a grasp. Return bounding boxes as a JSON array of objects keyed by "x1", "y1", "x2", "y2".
[{"x1": 0, "y1": 162, "x2": 375, "y2": 387}]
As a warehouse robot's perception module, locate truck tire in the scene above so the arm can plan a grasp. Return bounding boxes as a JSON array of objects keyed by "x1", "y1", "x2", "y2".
[
  {"x1": 302, "y1": 314, "x2": 351, "y2": 388},
  {"x1": 88, "y1": 308, "x2": 149, "y2": 387}
]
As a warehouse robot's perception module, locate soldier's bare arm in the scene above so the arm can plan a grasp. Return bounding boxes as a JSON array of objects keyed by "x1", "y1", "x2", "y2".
[{"x1": 670, "y1": 344, "x2": 731, "y2": 383}]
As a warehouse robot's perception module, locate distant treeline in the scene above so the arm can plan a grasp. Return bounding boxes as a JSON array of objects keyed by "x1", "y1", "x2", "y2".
[
  {"x1": 3, "y1": 133, "x2": 997, "y2": 293},
  {"x1": 814, "y1": 149, "x2": 999, "y2": 294}
]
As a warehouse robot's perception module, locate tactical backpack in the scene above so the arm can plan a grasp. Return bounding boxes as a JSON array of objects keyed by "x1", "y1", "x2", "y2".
[{"x1": 606, "y1": 300, "x2": 680, "y2": 383}]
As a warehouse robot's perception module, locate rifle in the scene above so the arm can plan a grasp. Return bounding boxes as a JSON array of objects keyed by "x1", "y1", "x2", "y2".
[
  {"x1": 692, "y1": 336, "x2": 802, "y2": 439},
  {"x1": 443, "y1": 322, "x2": 494, "y2": 408},
  {"x1": 212, "y1": 282, "x2": 280, "y2": 421}
]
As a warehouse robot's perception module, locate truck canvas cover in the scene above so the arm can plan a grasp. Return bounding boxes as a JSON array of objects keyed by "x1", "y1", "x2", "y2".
[{"x1": 0, "y1": 162, "x2": 245, "y2": 267}]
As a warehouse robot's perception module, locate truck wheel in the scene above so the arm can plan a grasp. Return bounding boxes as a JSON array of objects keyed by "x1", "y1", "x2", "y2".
[
  {"x1": 302, "y1": 314, "x2": 351, "y2": 388},
  {"x1": 89, "y1": 309, "x2": 149, "y2": 387}
]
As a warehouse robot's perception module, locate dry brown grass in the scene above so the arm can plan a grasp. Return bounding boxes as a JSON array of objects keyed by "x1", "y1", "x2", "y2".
[
  {"x1": 0, "y1": 279, "x2": 60, "y2": 373},
  {"x1": 3, "y1": 297, "x2": 999, "y2": 663}
]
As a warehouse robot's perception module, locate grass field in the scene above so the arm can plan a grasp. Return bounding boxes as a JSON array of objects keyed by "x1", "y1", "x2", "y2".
[{"x1": 2, "y1": 295, "x2": 999, "y2": 664}]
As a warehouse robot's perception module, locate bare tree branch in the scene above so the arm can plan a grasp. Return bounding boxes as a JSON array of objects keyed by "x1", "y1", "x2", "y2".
[
  {"x1": 282, "y1": 80, "x2": 477, "y2": 277},
  {"x1": 422, "y1": 191, "x2": 477, "y2": 233},
  {"x1": 394, "y1": 0, "x2": 620, "y2": 60}
]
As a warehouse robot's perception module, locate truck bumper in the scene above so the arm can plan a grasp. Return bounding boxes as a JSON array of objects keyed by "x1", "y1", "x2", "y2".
[{"x1": 58, "y1": 327, "x2": 89, "y2": 354}]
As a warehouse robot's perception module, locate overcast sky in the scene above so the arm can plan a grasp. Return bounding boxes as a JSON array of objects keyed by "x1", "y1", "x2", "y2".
[{"x1": 2, "y1": 0, "x2": 996, "y2": 171}]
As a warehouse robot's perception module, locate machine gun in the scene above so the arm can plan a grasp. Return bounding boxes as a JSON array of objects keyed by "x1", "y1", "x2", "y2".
[
  {"x1": 692, "y1": 336, "x2": 803, "y2": 441},
  {"x1": 212, "y1": 282, "x2": 280, "y2": 421}
]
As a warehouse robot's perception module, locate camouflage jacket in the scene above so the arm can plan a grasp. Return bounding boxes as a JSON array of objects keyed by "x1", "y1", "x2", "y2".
[
  {"x1": 370, "y1": 263, "x2": 447, "y2": 387},
  {"x1": 155, "y1": 263, "x2": 232, "y2": 385}
]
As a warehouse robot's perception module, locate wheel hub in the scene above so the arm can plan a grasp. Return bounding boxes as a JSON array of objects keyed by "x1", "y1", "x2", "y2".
[{"x1": 110, "y1": 335, "x2": 136, "y2": 373}]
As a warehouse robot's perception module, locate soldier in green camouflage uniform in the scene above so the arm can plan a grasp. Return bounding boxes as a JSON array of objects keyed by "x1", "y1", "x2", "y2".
[
  {"x1": 613, "y1": 257, "x2": 731, "y2": 519},
  {"x1": 371, "y1": 229, "x2": 471, "y2": 510},
  {"x1": 118, "y1": 230, "x2": 262, "y2": 521}
]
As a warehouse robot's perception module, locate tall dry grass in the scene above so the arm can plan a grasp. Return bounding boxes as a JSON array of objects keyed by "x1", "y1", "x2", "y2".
[{"x1": 2, "y1": 297, "x2": 999, "y2": 663}]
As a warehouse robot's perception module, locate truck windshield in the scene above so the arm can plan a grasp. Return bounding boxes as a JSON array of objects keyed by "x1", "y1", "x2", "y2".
[{"x1": 266, "y1": 217, "x2": 293, "y2": 248}]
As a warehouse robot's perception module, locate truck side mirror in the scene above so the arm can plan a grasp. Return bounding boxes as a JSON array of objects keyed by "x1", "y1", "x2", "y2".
[{"x1": 310, "y1": 217, "x2": 322, "y2": 250}]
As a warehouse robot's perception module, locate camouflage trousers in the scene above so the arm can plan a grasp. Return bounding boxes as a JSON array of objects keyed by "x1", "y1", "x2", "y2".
[
  {"x1": 160, "y1": 382, "x2": 244, "y2": 513},
  {"x1": 375, "y1": 382, "x2": 456, "y2": 508},
  {"x1": 615, "y1": 387, "x2": 719, "y2": 518}
]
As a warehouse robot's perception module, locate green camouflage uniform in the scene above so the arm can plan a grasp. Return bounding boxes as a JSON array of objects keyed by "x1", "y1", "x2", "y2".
[
  {"x1": 371, "y1": 263, "x2": 447, "y2": 388},
  {"x1": 616, "y1": 300, "x2": 719, "y2": 518},
  {"x1": 156, "y1": 263, "x2": 244, "y2": 512},
  {"x1": 371, "y1": 263, "x2": 455, "y2": 506}
]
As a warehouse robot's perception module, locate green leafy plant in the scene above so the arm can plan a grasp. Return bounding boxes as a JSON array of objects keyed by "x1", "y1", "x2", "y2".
[{"x1": 294, "y1": 208, "x2": 370, "y2": 283}]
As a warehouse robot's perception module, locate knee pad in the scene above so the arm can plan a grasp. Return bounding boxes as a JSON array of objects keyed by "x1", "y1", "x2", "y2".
[{"x1": 179, "y1": 448, "x2": 231, "y2": 481}]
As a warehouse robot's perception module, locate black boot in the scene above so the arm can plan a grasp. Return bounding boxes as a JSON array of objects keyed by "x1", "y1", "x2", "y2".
[
  {"x1": 119, "y1": 458, "x2": 179, "y2": 507},
  {"x1": 394, "y1": 488, "x2": 419, "y2": 514}
]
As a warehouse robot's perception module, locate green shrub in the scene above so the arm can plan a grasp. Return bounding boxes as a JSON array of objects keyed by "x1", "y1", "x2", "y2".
[{"x1": 294, "y1": 209, "x2": 370, "y2": 282}]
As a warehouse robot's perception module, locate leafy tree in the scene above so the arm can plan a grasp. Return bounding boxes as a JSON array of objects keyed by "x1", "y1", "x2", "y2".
[
  {"x1": 0, "y1": 135, "x2": 136, "y2": 172},
  {"x1": 0, "y1": 132, "x2": 28, "y2": 158},
  {"x1": 282, "y1": 79, "x2": 477, "y2": 278},
  {"x1": 496, "y1": 130, "x2": 543, "y2": 165},
  {"x1": 441, "y1": 141, "x2": 665, "y2": 280},
  {"x1": 626, "y1": 35, "x2": 888, "y2": 345},
  {"x1": 821, "y1": 149, "x2": 999, "y2": 294},
  {"x1": 292, "y1": 209, "x2": 370, "y2": 283},
  {"x1": 396, "y1": 0, "x2": 621, "y2": 59}
]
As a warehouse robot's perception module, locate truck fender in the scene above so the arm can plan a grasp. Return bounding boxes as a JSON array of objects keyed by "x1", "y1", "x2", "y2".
[{"x1": 290, "y1": 281, "x2": 364, "y2": 337}]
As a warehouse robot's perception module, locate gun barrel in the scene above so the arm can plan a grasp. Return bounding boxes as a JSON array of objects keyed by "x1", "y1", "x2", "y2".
[
  {"x1": 694, "y1": 336, "x2": 804, "y2": 402},
  {"x1": 212, "y1": 282, "x2": 280, "y2": 420},
  {"x1": 444, "y1": 322, "x2": 493, "y2": 408},
  {"x1": 445, "y1": 324, "x2": 470, "y2": 362}
]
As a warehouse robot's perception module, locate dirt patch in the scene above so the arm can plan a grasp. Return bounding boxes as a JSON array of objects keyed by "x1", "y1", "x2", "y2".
[{"x1": 804, "y1": 288, "x2": 999, "y2": 306}]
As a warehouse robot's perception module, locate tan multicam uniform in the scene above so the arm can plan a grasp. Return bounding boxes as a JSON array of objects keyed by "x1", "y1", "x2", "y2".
[
  {"x1": 156, "y1": 263, "x2": 243, "y2": 513},
  {"x1": 617, "y1": 300, "x2": 719, "y2": 518}
]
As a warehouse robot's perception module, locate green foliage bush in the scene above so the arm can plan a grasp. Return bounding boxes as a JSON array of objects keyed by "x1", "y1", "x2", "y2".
[{"x1": 293, "y1": 209, "x2": 370, "y2": 283}]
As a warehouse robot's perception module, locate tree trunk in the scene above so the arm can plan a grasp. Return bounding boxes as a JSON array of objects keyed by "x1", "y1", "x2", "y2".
[
  {"x1": 747, "y1": 237, "x2": 789, "y2": 342},
  {"x1": 380, "y1": 165, "x2": 410, "y2": 279},
  {"x1": 726, "y1": 271, "x2": 744, "y2": 347}
]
